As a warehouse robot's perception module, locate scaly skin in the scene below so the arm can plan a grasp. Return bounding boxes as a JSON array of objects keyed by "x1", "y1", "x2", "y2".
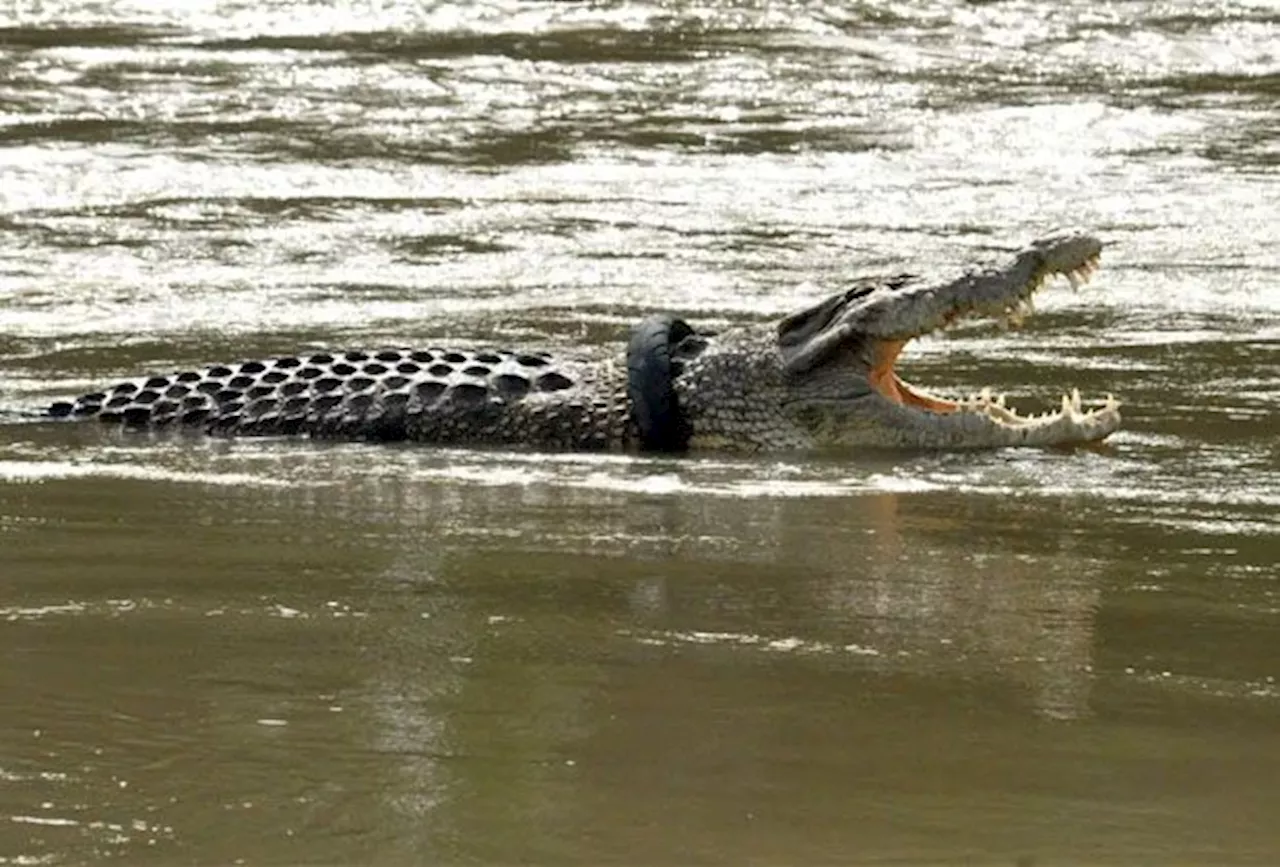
[{"x1": 44, "y1": 232, "x2": 1120, "y2": 451}]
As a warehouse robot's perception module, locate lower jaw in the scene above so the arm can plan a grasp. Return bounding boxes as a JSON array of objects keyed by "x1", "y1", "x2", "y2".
[
  {"x1": 877, "y1": 370, "x2": 1122, "y2": 430},
  {"x1": 798, "y1": 392, "x2": 1123, "y2": 450}
]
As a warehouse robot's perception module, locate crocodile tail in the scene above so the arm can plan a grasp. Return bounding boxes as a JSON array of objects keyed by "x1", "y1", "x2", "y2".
[{"x1": 43, "y1": 352, "x2": 422, "y2": 437}]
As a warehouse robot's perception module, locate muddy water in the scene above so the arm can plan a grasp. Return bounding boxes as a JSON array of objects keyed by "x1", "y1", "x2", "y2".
[{"x1": 1, "y1": 1, "x2": 1278, "y2": 863}]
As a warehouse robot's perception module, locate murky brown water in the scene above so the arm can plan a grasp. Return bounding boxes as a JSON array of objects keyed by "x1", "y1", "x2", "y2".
[{"x1": 2, "y1": 0, "x2": 1278, "y2": 863}]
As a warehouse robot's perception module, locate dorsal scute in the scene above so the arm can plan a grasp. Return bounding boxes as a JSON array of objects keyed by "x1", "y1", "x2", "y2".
[{"x1": 51, "y1": 347, "x2": 580, "y2": 438}]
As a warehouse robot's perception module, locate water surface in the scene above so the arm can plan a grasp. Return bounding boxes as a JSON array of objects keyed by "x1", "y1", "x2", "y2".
[{"x1": 1, "y1": 0, "x2": 1277, "y2": 863}]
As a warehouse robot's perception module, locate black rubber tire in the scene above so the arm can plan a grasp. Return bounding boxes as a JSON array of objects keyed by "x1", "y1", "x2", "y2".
[{"x1": 627, "y1": 314, "x2": 694, "y2": 453}]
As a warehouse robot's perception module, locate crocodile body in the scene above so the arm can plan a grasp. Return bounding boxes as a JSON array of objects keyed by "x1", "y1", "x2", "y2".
[
  {"x1": 44, "y1": 232, "x2": 1122, "y2": 451},
  {"x1": 50, "y1": 347, "x2": 637, "y2": 449}
]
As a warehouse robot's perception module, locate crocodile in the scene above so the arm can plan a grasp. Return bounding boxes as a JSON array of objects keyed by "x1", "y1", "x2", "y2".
[{"x1": 42, "y1": 231, "x2": 1120, "y2": 451}]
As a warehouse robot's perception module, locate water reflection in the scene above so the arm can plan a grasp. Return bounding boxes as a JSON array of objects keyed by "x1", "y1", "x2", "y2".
[
  {"x1": 348, "y1": 475, "x2": 1102, "y2": 724},
  {"x1": 279, "y1": 469, "x2": 1272, "y2": 863}
]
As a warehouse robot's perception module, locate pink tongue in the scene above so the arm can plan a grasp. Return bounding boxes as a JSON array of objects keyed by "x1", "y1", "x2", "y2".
[
  {"x1": 868, "y1": 340, "x2": 959, "y2": 413},
  {"x1": 894, "y1": 376, "x2": 960, "y2": 413}
]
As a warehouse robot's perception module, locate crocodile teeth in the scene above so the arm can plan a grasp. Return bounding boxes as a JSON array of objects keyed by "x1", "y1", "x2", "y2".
[
  {"x1": 1058, "y1": 391, "x2": 1085, "y2": 417},
  {"x1": 1063, "y1": 258, "x2": 1100, "y2": 291},
  {"x1": 963, "y1": 388, "x2": 1120, "y2": 425}
]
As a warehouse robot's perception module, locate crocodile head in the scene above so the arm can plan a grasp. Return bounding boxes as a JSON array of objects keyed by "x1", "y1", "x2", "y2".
[
  {"x1": 777, "y1": 232, "x2": 1119, "y2": 449},
  {"x1": 680, "y1": 232, "x2": 1121, "y2": 450}
]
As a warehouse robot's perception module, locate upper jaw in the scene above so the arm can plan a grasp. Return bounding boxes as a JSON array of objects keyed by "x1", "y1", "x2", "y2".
[
  {"x1": 860, "y1": 231, "x2": 1104, "y2": 341},
  {"x1": 778, "y1": 231, "x2": 1104, "y2": 374},
  {"x1": 958, "y1": 232, "x2": 1104, "y2": 331}
]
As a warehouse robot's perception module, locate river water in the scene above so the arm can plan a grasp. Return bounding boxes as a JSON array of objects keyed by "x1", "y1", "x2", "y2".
[{"x1": 1, "y1": 1, "x2": 1277, "y2": 864}]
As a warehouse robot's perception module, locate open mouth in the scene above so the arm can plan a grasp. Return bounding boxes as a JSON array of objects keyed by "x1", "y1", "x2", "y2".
[{"x1": 864, "y1": 252, "x2": 1120, "y2": 426}]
